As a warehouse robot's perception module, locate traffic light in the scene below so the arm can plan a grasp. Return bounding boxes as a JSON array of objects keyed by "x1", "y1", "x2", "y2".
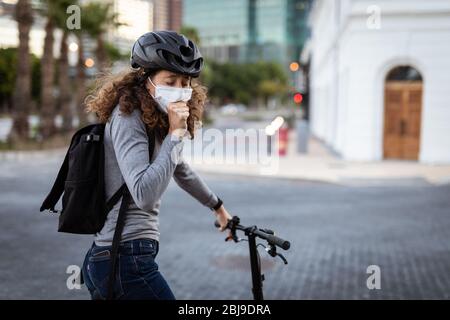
[
  {"x1": 293, "y1": 92, "x2": 303, "y2": 104},
  {"x1": 289, "y1": 62, "x2": 300, "y2": 72}
]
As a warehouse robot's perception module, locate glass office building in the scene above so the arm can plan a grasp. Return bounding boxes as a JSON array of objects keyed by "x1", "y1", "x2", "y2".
[{"x1": 183, "y1": 0, "x2": 311, "y2": 67}]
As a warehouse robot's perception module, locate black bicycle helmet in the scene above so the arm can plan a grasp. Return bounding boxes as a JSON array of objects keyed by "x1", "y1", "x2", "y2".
[{"x1": 130, "y1": 30, "x2": 204, "y2": 77}]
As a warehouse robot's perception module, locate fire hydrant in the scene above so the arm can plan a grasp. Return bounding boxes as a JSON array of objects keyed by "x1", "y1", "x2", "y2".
[{"x1": 278, "y1": 125, "x2": 289, "y2": 156}]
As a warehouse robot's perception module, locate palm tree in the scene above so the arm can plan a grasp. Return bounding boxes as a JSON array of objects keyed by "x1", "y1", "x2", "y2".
[
  {"x1": 74, "y1": 30, "x2": 88, "y2": 127},
  {"x1": 69, "y1": 2, "x2": 120, "y2": 128},
  {"x1": 54, "y1": 0, "x2": 77, "y2": 133},
  {"x1": 38, "y1": 0, "x2": 59, "y2": 139},
  {"x1": 83, "y1": 2, "x2": 121, "y2": 73},
  {"x1": 9, "y1": 0, "x2": 34, "y2": 145},
  {"x1": 58, "y1": 30, "x2": 72, "y2": 132}
]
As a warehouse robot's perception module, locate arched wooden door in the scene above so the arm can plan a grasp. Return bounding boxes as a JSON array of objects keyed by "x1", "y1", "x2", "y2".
[{"x1": 383, "y1": 66, "x2": 423, "y2": 160}]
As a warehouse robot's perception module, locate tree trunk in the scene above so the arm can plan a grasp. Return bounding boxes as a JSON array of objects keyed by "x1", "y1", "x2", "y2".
[
  {"x1": 96, "y1": 35, "x2": 109, "y2": 73},
  {"x1": 39, "y1": 17, "x2": 56, "y2": 139},
  {"x1": 75, "y1": 33, "x2": 88, "y2": 127},
  {"x1": 58, "y1": 31, "x2": 72, "y2": 133},
  {"x1": 9, "y1": 0, "x2": 33, "y2": 144}
]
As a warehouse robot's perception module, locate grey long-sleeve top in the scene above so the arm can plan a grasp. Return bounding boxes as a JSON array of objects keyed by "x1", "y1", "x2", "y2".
[{"x1": 94, "y1": 105, "x2": 219, "y2": 246}]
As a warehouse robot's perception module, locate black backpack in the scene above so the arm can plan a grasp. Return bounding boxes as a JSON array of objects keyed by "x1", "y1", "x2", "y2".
[{"x1": 40, "y1": 122, "x2": 155, "y2": 299}]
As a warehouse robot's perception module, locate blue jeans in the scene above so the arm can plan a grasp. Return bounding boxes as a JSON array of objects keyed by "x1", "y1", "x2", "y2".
[{"x1": 82, "y1": 238, "x2": 176, "y2": 300}]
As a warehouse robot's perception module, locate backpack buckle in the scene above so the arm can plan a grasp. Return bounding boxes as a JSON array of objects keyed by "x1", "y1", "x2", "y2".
[{"x1": 85, "y1": 134, "x2": 100, "y2": 142}]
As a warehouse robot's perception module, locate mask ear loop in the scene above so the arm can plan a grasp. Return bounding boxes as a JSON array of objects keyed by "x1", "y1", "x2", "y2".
[
  {"x1": 147, "y1": 77, "x2": 158, "y2": 102},
  {"x1": 142, "y1": 71, "x2": 158, "y2": 102},
  {"x1": 147, "y1": 76, "x2": 157, "y2": 88}
]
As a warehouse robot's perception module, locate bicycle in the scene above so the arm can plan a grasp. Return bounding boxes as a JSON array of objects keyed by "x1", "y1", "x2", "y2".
[{"x1": 214, "y1": 215, "x2": 291, "y2": 300}]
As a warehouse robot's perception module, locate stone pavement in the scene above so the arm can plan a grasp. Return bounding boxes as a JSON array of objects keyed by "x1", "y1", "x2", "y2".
[{"x1": 1, "y1": 153, "x2": 450, "y2": 299}]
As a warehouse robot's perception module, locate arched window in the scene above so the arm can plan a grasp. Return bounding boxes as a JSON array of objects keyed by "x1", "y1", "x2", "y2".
[{"x1": 386, "y1": 66, "x2": 422, "y2": 82}]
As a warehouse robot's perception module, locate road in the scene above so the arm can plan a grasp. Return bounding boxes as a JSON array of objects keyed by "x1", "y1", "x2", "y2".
[{"x1": 1, "y1": 153, "x2": 450, "y2": 299}]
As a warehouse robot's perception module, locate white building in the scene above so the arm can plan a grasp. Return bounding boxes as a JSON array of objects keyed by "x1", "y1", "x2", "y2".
[
  {"x1": 111, "y1": 0, "x2": 154, "y2": 54},
  {"x1": 303, "y1": 0, "x2": 450, "y2": 163}
]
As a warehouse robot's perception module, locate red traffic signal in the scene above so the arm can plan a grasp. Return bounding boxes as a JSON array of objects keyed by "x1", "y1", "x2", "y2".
[{"x1": 293, "y1": 93, "x2": 303, "y2": 104}]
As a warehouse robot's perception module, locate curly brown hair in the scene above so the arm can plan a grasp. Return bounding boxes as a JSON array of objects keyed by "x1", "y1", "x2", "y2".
[{"x1": 84, "y1": 67, "x2": 207, "y2": 140}]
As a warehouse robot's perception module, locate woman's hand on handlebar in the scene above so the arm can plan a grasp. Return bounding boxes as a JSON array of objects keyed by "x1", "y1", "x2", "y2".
[{"x1": 214, "y1": 205, "x2": 233, "y2": 240}]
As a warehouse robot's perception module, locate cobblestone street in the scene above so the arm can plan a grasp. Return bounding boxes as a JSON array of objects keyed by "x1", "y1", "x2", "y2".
[{"x1": 1, "y1": 156, "x2": 450, "y2": 299}]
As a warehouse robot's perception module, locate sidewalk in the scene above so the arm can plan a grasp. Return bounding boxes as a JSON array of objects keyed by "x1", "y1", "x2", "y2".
[
  {"x1": 2, "y1": 131, "x2": 450, "y2": 186},
  {"x1": 0, "y1": 147, "x2": 66, "y2": 161},
  {"x1": 189, "y1": 131, "x2": 450, "y2": 186}
]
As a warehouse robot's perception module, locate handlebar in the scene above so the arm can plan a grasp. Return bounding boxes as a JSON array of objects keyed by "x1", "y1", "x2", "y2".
[{"x1": 214, "y1": 219, "x2": 291, "y2": 251}]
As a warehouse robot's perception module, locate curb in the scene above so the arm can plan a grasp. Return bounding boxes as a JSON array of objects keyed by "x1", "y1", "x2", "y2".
[
  {"x1": 0, "y1": 148, "x2": 66, "y2": 161},
  {"x1": 192, "y1": 165, "x2": 450, "y2": 187},
  {"x1": 193, "y1": 166, "x2": 342, "y2": 185}
]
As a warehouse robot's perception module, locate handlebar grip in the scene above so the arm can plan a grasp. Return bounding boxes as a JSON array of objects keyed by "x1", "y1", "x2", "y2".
[
  {"x1": 262, "y1": 232, "x2": 290, "y2": 250},
  {"x1": 214, "y1": 220, "x2": 290, "y2": 250}
]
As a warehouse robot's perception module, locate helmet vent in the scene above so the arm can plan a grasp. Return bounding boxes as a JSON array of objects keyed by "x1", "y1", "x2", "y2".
[{"x1": 180, "y1": 45, "x2": 193, "y2": 57}]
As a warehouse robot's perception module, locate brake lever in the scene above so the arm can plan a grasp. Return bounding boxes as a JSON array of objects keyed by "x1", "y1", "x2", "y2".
[
  {"x1": 276, "y1": 252, "x2": 288, "y2": 265},
  {"x1": 224, "y1": 216, "x2": 241, "y2": 243},
  {"x1": 266, "y1": 243, "x2": 288, "y2": 265},
  {"x1": 225, "y1": 234, "x2": 245, "y2": 243}
]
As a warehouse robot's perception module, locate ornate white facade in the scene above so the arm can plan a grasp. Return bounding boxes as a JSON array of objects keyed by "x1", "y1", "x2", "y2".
[{"x1": 304, "y1": 0, "x2": 450, "y2": 163}]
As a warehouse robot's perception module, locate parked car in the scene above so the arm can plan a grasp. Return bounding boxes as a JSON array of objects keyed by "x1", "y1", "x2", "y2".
[{"x1": 219, "y1": 103, "x2": 247, "y2": 115}]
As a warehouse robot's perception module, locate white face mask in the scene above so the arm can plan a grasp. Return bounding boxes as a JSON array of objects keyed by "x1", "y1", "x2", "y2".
[{"x1": 148, "y1": 77, "x2": 193, "y2": 114}]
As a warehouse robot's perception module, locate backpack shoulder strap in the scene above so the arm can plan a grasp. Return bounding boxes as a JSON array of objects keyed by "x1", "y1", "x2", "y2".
[
  {"x1": 106, "y1": 127, "x2": 156, "y2": 299},
  {"x1": 105, "y1": 183, "x2": 126, "y2": 213},
  {"x1": 146, "y1": 126, "x2": 156, "y2": 160},
  {"x1": 106, "y1": 185, "x2": 130, "y2": 300}
]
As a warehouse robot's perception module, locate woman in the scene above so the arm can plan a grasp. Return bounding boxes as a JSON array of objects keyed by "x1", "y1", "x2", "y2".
[{"x1": 81, "y1": 31, "x2": 232, "y2": 300}]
